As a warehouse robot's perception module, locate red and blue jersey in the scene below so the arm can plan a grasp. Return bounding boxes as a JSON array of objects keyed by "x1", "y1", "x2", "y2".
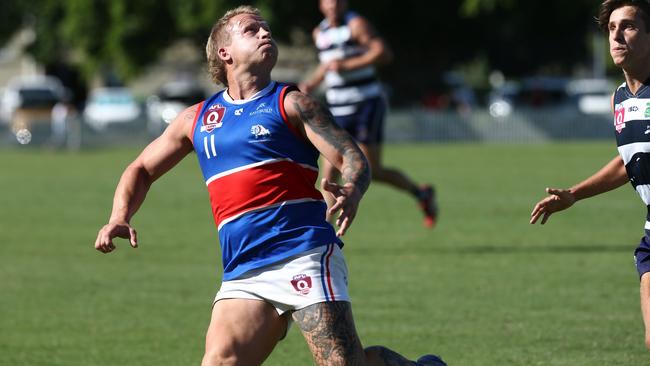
[{"x1": 191, "y1": 81, "x2": 342, "y2": 280}]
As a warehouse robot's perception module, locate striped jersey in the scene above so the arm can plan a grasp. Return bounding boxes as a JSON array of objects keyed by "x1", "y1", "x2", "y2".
[
  {"x1": 316, "y1": 11, "x2": 383, "y2": 116},
  {"x1": 613, "y1": 80, "x2": 650, "y2": 233},
  {"x1": 191, "y1": 81, "x2": 342, "y2": 280}
]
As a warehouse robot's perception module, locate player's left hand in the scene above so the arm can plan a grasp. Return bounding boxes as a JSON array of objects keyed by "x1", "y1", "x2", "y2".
[
  {"x1": 321, "y1": 178, "x2": 362, "y2": 236},
  {"x1": 530, "y1": 187, "x2": 576, "y2": 225},
  {"x1": 94, "y1": 220, "x2": 138, "y2": 254}
]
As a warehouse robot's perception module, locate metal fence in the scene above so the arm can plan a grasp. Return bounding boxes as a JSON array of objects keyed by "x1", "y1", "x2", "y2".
[
  {"x1": 385, "y1": 107, "x2": 613, "y2": 143},
  {"x1": 0, "y1": 106, "x2": 615, "y2": 150}
]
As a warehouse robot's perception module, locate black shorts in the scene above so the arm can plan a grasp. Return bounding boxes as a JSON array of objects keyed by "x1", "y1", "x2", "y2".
[
  {"x1": 635, "y1": 236, "x2": 650, "y2": 277},
  {"x1": 330, "y1": 97, "x2": 386, "y2": 145}
]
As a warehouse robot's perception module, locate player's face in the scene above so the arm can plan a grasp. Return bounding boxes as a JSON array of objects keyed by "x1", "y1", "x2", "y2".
[
  {"x1": 224, "y1": 14, "x2": 278, "y2": 69},
  {"x1": 608, "y1": 6, "x2": 650, "y2": 70},
  {"x1": 319, "y1": 0, "x2": 347, "y2": 22}
]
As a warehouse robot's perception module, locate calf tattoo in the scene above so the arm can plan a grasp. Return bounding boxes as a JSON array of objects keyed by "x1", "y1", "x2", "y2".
[{"x1": 292, "y1": 302, "x2": 417, "y2": 365}]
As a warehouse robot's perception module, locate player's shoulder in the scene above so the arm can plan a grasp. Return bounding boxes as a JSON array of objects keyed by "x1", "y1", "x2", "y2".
[
  {"x1": 284, "y1": 88, "x2": 308, "y2": 112},
  {"x1": 282, "y1": 88, "x2": 326, "y2": 123},
  {"x1": 346, "y1": 12, "x2": 377, "y2": 37},
  {"x1": 346, "y1": 11, "x2": 369, "y2": 26},
  {"x1": 180, "y1": 102, "x2": 204, "y2": 120},
  {"x1": 165, "y1": 101, "x2": 205, "y2": 140},
  {"x1": 284, "y1": 88, "x2": 317, "y2": 106},
  {"x1": 177, "y1": 102, "x2": 204, "y2": 128}
]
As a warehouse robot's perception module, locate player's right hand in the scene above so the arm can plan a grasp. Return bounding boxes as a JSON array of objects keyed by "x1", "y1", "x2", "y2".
[
  {"x1": 530, "y1": 188, "x2": 576, "y2": 225},
  {"x1": 94, "y1": 221, "x2": 138, "y2": 254},
  {"x1": 321, "y1": 178, "x2": 362, "y2": 237}
]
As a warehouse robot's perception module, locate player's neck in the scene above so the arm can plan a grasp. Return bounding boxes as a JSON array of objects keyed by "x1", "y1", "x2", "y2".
[
  {"x1": 623, "y1": 64, "x2": 650, "y2": 94},
  {"x1": 226, "y1": 73, "x2": 271, "y2": 101}
]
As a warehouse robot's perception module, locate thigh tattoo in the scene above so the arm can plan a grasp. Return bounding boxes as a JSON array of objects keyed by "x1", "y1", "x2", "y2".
[{"x1": 292, "y1": 301, "x2": 365, "y2": 365}]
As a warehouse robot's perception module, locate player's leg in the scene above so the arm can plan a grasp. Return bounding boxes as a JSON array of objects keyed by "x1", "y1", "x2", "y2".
[
  {"x1": 635, "y1": 236, "x2": 650, "y2": 350},
  {"x1": 360, "y1": 142, "x2": 419, "y2": 193},
  {"x1": 641, "y1": 272, "x2": 650, "y2": 350},
  {"x1": 292, "y1": 301, "x2": 421, "y2": 365},
  {"x1": 202, "y1": 298, "x2": 288, "y2": 366},
  {"x1": 360, "y1": 142, "x2": 437, "y2": 228},
  {"x1": 359, "y1": 97, "x2": 437, "y2": 227}
]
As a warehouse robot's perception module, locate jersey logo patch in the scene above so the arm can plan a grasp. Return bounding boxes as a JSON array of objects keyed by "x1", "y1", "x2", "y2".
[
  {"x1": 615, "y1": 103, "x2": 626, "y2": 133},
  {"x1": 250, "y1": 124, "x2": 271, "y2": 140},
  {"x1": 201, "y1": 104, "x2": 226, "y2": 133},
  {"x1": 291, "y1": 274, "x2": 312, "y2": 295},
  {"x1": 249, "y1": 102, "x2": 274, "y2": 116}
]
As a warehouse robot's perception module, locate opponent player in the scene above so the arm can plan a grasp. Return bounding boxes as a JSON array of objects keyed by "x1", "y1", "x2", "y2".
[
  {"x1": 530, "y1": 0, "x2": 650, "y2": 349},
  {"x1": 299, "y1": 0, "x2": 438, "y2": 228},
  {"x1": 95, "y1": 6, "x2": 446, "y2": 366}
]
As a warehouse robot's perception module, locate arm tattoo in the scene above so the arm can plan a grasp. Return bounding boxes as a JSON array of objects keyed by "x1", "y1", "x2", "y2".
[
  {"x1": 292, "y1": 93, "x2": 370, "y2": 194},
  {"x1": 184, "y1": 105, "x2": 199, "y2": 120}
]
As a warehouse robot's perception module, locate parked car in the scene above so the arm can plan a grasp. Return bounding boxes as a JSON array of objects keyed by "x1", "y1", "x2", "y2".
[
  {"x1": 0, "y1": 75, "x2": 66, "y2": 137},
  {"x1": 565, "y1": 78, "x2": 615, "y2": 115},
  {"x1": 488, "y1": 77, "x2": 573, "y2": 117},
  {"x1": 83, "y1": 87, "x2": 141, "y2": 131},
  {"x1": 145, "y1": 80, "x2": 205, "y2": 135}
]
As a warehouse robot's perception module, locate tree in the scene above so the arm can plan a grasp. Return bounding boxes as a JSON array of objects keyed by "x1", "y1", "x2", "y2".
[{"x1": 0, "y1": 0, "x2": 606, "y2": 103}]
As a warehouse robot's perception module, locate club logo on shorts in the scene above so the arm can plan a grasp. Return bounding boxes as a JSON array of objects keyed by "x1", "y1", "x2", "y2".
[
  {"x1": 290, "y1": 274, "x2": 312, "y2": 295},
  {"x1": 201, "y1": 104, "x2": 226, "y2": 133},
  {"x1": 614, "y1": 103, "x2": 626, "y2": 133}
]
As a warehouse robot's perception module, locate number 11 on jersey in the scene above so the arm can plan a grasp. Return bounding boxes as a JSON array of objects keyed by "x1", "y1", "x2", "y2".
[{"x1": 203, "y1": 135, "x2": 217, "y2": 159}]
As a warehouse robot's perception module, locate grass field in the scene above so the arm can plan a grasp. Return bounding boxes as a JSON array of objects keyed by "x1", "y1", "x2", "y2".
[{"x1": 1, "y1": 141, "x2": 648, "y2": 365}]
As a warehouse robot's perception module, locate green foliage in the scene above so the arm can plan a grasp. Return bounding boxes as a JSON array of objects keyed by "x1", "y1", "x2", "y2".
[
  {"x1": 0, "y1": 0, "x2": 618, "y2": 94},
  {"x1": 0, "y1": 0, "x2": 28, "y2": 45}
]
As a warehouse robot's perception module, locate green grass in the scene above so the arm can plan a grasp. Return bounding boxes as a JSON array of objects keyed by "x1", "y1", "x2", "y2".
[{"x1": 0, "y1": 141, "x2": 647, "y2": 365}]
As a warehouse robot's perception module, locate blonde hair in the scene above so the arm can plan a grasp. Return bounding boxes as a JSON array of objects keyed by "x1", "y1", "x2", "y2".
[{"x1": 206, "y1": 6, "x2": 262, "y2": 86}]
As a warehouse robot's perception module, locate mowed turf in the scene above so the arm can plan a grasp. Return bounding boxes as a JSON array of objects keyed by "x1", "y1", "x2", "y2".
[{"x1": 0, "y1": 141, "x2": 647, "y2": 365}]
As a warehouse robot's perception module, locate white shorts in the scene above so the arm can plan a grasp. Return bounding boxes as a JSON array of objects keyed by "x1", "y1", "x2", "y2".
[{"x1": 214, "y1": 243, "x2": 350, "y2": 315}]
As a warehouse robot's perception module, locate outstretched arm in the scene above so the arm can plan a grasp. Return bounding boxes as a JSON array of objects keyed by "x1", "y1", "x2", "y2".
[
  {"x1": 284, "y1": 90, "x2": 369, "y2": 236},
  {"x1": 299, "y1": 16, "x2": 391, "y2": 94},
  {"x1": 94, "y1": 104, "x2": 198, "y2": 253},
  {"x1": 336, "y1": 15, "x2": 392, "y2": 71},
  {"x1": 530, "y1": 155, "x2": 628, "y2": 224},
  {"x1": 299, "y1": 27, "x2": 328, "y2": 94}
]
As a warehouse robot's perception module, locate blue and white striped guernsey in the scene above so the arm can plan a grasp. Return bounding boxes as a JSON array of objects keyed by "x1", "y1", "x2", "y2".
[
  {"x1": 613, "y1": 79, "x2": 650, "y2": 233},
  {"x1": 315, "y1": 11, "x2": 383, "y2": 117}
]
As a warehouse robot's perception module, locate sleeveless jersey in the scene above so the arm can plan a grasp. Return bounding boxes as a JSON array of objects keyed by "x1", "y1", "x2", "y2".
[
  {"x1": 613, "y1": 79, "x2": 650, "y2": 234},
  {"x1": 315, "y1": 11, "x2": 383, "y2": 116},
  {"x1": 191, "y1": 81, "x2": 342, "y2": 280}
]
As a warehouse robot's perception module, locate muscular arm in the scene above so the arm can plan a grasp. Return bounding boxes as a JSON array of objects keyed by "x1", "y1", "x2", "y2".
[
  {"x1": 94, "y1": 104, "x2": 198, "y2": 252},
  {"x1": 530, "y1": 155, "x2": 628, "y2": 224},
  {"x1": 336, "y1": 16, "x2": 392, "y2": 72},
  {"x1": 285, "y1": 90, "x2": 369, "y2": 193},
  {"x1": 300, "y1": 17, "x2": 391, "y2": 93},
  {"x1": 284, "y1": 90, "x2": 369, "y2": 235}
]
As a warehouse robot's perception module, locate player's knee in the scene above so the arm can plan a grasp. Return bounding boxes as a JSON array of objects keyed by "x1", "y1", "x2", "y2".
[
  {"x1": 202, "y1": 342, "x2": 239, "y2": 366},
  {"x1": 645, "y1": 336, "x2": 650, "y2": 351}
]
